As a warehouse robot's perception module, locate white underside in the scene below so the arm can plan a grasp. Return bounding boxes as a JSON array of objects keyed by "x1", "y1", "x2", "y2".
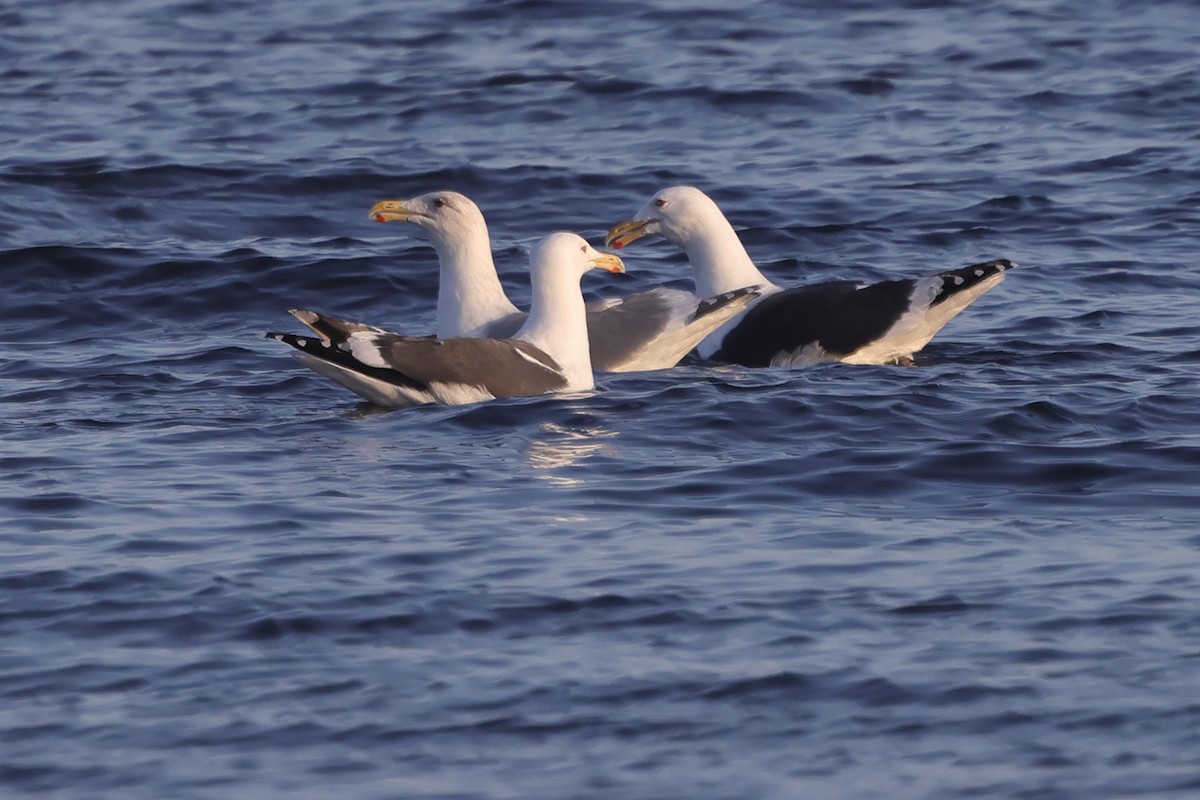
[{"x1": 426, "y1": 381, "x2": 497, "y2": 406}]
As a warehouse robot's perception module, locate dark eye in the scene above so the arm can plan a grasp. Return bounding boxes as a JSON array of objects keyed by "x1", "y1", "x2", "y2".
[
  {"x1": 654, "y1": 198, "x2": 666, "y2": 208},
  {"x1": 580, "y1": 244, "x2": 587, "y2": 253},
  {"x1": 433, "y1": 197, "x2": 447, "y2": 209}
]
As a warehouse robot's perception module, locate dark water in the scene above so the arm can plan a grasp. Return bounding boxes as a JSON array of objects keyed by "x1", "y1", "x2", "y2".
[{"x1": 4, "y1": 0, "x2": 1200, "y2": 797}]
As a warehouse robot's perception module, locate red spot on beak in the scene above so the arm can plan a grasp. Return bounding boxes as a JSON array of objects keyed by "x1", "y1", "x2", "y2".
[
  {"x1": 612, "y1": 240, "x2": 625, "y2": 249},
  {"x1": 374, "y1": 214, "x2": 387, "y2": 223}
]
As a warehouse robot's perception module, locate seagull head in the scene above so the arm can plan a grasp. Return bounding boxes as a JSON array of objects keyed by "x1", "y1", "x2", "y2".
[
  {"x1": 605, "y1": 185, "x2": 722, "y2": 250},
  {"x1": 368, "y1": 190, "x2": 487, "y2": 246},
  {"x1": 531, "y1": 232, "x2": 625, "y2": 282}
]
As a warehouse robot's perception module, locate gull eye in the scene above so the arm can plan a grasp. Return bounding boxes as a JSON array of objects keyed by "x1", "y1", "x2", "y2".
[
  {"x1": 654, "y1": 198, "x2": 667, "y2": 208},
  {"x1": 433, "y1": 197, "x2": 447, "y2": 209},
  {"x1": 580, "y1": 244, "x2": 587, "y2": 253}
]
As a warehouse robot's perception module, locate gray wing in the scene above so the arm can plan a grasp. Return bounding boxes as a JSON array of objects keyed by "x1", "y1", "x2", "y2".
[
  {"x1": 365, "y1": 334, "x2": 569, "y2": 399},
  {"x1": 584, "y1": 286, "x2": 761, "y2": 372}
]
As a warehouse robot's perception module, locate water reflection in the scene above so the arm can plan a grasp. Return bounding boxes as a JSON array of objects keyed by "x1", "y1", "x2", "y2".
[{"x1": 526, "y1": 421, "x2": 619, "y2": 487}]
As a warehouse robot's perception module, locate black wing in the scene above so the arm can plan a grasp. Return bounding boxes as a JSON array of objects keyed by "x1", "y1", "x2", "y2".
[{"x1": 712, "y1": 280, "x2": 911, "y2": 366}]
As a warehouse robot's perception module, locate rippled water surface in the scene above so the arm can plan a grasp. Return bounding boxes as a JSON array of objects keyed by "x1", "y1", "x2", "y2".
[{"x1": 4, "y1": 1, "x2": 1200, "y2": 798}]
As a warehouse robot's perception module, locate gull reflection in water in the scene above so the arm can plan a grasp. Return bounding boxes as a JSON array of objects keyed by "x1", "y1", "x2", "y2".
[{"x1": 526, "y1": 421, "x2": 619, "y2": 487}]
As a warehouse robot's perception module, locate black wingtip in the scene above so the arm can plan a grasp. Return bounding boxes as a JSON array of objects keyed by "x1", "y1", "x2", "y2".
[
  {"x1": 927, "y1": 259, "x2": 1015, "y2": 308},
  {"x1": 265, "y1": 331, "x2": 321, "y2": 351}
]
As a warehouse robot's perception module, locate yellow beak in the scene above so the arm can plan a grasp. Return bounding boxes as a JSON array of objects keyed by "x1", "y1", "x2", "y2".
[
  {"x1": 368, "y1": 199, "x2": 416, "y2": 223},
  {"x1": 604, "y1": 218, "x2": 655, "y2": 249},
  {"x1": 590, "y1": 252, "x2": 626, "y2": 274}
]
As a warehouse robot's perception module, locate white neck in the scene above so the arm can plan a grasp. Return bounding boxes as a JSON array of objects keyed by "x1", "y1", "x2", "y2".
[
  {"x1": 430, "y1": 222, "x2": 520, "y2": 339},
  {"x1": 676, "y1": 209, "x2": 775, "y2": 298},
  {"x1": 514, "y1": 265, "x2": 593, "y2": 391}
]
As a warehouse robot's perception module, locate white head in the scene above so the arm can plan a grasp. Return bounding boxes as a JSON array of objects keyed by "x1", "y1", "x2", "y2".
[
  {"x1": 605, "y1": 185, "x2": 770, "y2": 298},
  {"x1": 605, "y1": 186, "x2": 728, "y2": 250},
  {"x1": 369, "y1": 190, "x2": 488, "y2": 248},
  {"x1": 529, "y1": 231, "x2": 626, "y2": 284}
]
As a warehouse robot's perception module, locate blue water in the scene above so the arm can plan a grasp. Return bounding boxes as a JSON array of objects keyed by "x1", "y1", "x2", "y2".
[{"x1": 4, "y1": 0, "x2": 1200, "y2": 797}]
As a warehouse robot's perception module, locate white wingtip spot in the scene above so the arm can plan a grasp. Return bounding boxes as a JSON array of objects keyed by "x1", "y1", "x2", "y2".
[
  {"x1": 953, "y1": 276, "x2": 965, "y2": 285},
  {"x1": 974, "y1": 269, "x2": 984, "y2": 277}
]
